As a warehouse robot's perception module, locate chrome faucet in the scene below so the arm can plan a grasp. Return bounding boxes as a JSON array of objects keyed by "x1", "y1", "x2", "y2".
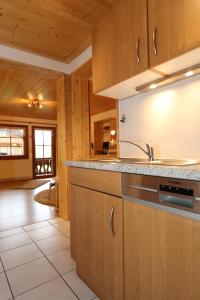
[{"x1": 119, "y1": 140, "x2": 154, "y2": 161}]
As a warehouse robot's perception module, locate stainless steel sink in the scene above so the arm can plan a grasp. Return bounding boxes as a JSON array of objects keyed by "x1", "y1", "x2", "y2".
[{"x1": 96, "y1": 158, "x2": 200, "y2": 166}]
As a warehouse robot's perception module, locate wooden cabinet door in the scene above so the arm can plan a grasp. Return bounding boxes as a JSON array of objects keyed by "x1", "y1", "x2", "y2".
[
  {"x1": 148, "y1": 0, "x2": 200, "y2": 67},
  {"x1": 92, "y1": 0, "x2": 148, "y2": 94},
  {"x1": 70, "y1": 184, "x2": 123, "y2": 300},
  {"x1": 124, "y1": 200, "x2": 200, "y2": 300}
]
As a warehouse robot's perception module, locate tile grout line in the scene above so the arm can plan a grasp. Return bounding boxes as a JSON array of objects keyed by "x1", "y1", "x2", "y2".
[
  {"x1": 0, "y1": 241, "x2": 33, "y2": 254},
  {"x1": 0, "y1": 257, "x2": 15, "y2": 300},
  {"x1": 25, "y1": 224, "x2": 69, "y2": 241},
  {"x1": 0, "y1": 217, "x2": 66, "y2": 235},
  {"x1": 3, "y1": 223, "x2": 63, "y2": 299},
  {"x1": 27, "y1": 223, "x2": 81, "y2": 300},
  {"x1": 0, "y1": 217, "x2": 59, "y2": 234},
  {"x1": 1, "y1": 218, "x2": 82, "y2": 300},
  {"x1": 13, "y1": 274, "x2": 60, "y2": 299},
  {"x1": 3, "y1": 256, "x2": 44, "y2": 273},
  {"x1": 33, "y1": 241, "x2": 80, "y2": 300},
  {"x1": 50, "y1": 221, "x2": 71, "y2": 238},
  {"x1": 0, "y1": 227, "x2": 24, "y2": 239},
  {"x1": 1, "y1": 243, "x2": 71, "y2": 272}
]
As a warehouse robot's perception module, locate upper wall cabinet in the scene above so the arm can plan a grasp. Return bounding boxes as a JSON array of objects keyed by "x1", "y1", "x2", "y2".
[
  {"x1": 93, "y1": 0, "x2": 200, "y2": 99},
  {"x1": 148, "y1": 0, "x2": 200, "y2": 68},
  {"x1": 92, "y1": 0, "x2": 149, "y2": 94}
]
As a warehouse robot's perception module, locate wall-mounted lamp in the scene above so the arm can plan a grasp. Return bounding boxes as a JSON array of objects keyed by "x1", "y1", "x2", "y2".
[
  {"x1": 136, "y1": 63, "x2": 200, "y2": 93},
  {"x1": 110, "y1": 130, "x2": 116, "y2": 136},
  {"x1": 120, "y1": 114, "x2": 126, "y2": 123}
]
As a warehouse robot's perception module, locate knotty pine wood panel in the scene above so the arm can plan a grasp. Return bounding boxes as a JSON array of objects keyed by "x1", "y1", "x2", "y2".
[
  {"x1": 0, "y1": 62, "x2": 57, "y2": 120},
  {"x1": 0, "y1": 58, "x2": 61, "y2": 80},
  {"x1": 70, "y1": 75, "x2": 90, "y2": 160},
  {"x1": 124, "y1": 201, "x2": 200, "y2": 300},
  {"x1": 56, "y1": 75, "x2": 68, "y2": 219},
  {"x1": 148, "y1": 0, "x2": 200, "y2": 67},
  {"x1": 57, "y1": 74, "x2": 90, "y2": 219},
  {"x1": 0, "y1": 0, "x2": 118, "y2": 62}
]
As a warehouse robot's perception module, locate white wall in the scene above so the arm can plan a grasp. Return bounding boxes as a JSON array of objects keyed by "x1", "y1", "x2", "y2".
[{"x1": 119, "y1": 74, "x2": 200, "y2": 159}]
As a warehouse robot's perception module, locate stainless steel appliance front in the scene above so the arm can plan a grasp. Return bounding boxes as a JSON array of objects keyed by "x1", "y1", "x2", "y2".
[{"x1": 122, "y1": 173, "x2": 200, "y2": 214}]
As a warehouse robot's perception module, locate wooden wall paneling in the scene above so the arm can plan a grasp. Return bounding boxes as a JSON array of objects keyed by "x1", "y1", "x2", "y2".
[
  {"x1": 70, "y1": 75, "x2": 90, "y2": 160},
  {"x1": 0, "y1": 58, "x2": 62, "y2": 79},
  {"x1": 72, "y1": 59, "x2": 92, "y2": 78},
  {"x1": 65, "y1": 76, "x2": 73, "y2": 161},
  {"x1": 56, "y1": 74, "x2": 68, "y2": 219},
  {"x1": 56, "y1": 74, "x2": 90, "y2": 218}
]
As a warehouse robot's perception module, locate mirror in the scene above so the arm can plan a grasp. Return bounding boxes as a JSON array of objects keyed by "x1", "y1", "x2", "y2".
[
  {"x1": 93, "y1": 118, "x2": 117, "y2": 156},
  {"x1": 89, "y1": 82, "x2": 118, "y2": 157}
]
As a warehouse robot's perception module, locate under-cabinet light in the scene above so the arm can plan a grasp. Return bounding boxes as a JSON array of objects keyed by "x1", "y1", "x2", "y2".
[
  {"x1": 185, "y1": 70, "x2": 194, "y2": 77},
  {"x1": 149, "y1": 84, "x2": 157, "y2": 89},
  {"x1": 136, "y1": 63, "x2": 200, "y2": 93}
]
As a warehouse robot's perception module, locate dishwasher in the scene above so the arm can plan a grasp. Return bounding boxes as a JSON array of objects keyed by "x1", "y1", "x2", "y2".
[{"x1": 122, "y1": 173, "x2": 200, "y2": 219}]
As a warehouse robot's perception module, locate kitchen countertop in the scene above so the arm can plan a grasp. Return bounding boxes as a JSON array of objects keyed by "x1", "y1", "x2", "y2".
[{"x1": 65, "y1": 159, "x2": 200, "y2": 181}]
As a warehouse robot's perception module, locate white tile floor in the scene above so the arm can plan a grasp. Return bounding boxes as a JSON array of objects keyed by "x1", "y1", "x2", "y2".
[{"x1": 0, "y1": 218, "x2": 98, "y2": 300}]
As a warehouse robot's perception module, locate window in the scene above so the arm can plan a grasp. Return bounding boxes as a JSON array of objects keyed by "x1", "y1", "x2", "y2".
[
  {"x1": 0, "y1": 125, "x2": 28, "y2": 159},
  {"x1": 34, "y1": 129, "x2": 52, "y2": 159}
]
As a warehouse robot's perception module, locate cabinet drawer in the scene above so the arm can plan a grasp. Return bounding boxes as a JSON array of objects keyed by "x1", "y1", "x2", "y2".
[{"x1": 69, "y1": 167, "x2": 122, "y2": 197}]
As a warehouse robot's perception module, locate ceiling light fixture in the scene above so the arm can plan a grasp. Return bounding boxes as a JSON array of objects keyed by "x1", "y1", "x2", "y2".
[{"x1": 28, "y1": 98, "x2": 43, "y2": 108}]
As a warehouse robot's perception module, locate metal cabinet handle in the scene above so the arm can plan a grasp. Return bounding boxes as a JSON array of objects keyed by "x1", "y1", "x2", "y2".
[
  {"x1": 136, "y1": 38, "x2": 140, "y2": 63},
  {"x1": 153, "y1": 27, "x2": 158, "y2": 55},
  {"x1": 110, "y1": 207, "x2": 115, "y2": 237}
]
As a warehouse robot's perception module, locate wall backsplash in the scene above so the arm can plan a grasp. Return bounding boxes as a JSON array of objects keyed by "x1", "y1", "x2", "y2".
[{"x1": 119, "y1": 74, "x2": 200, "y2": 159}]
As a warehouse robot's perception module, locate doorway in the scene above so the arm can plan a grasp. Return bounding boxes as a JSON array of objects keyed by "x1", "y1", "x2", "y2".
[{"x1": 32, "y1": 127, "x2": 56, "y2": 179}]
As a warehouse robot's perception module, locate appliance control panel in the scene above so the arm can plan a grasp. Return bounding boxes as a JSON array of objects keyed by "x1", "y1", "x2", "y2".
[{"x1": 160, "y1": 185, "x2": 193, "y2": 197}]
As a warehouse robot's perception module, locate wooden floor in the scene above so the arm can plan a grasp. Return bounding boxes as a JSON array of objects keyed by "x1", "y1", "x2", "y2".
[{"x1": 0, "y1": 180, "x2": 58, "y2": 231}]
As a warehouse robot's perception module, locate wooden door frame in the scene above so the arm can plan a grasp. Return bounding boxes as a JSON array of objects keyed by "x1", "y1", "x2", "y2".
[{"x1": 32, "y1": 126, "x2": 56, "y2": 179}]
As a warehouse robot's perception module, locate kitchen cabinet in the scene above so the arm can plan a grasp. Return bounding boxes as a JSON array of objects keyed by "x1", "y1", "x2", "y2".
[
  {"x1": 92, "y1": 0, "x2": 200, "y2": 98},
  {"x1": 148, "y1": 0, "x2": 200, "y2": 68},
  {"x1": 69, "y1": 168, "x2": 123, "y2": 300},
  {"x1": 124, "y1": 200, "x2": 200, "y2": 300},
  {"x1": 92, "y1": 0, "x2": 148, "y2": 94}
]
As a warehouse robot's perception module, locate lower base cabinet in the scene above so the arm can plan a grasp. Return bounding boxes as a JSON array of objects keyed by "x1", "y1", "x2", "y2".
[
  {"x1": 69, "y1": 167, "x2": 200, "y2": 300},
  {"x1": 124, "y1": 200, "x2": 200, "y2": 300},
  {"x1": 70, "y1": 183, "x2": 123, "y2": 300}
]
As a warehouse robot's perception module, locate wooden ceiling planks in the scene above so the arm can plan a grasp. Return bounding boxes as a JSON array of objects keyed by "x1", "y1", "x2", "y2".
[
  {"x1": 0, "y1": 59, "x2": 58, "y2": 120},
  {"x1": 0, "y1": 59, "x2": 62, "y2": 80},
  {"x1": 0, "y1": 0, "x2": 118, "y2": 62}
]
